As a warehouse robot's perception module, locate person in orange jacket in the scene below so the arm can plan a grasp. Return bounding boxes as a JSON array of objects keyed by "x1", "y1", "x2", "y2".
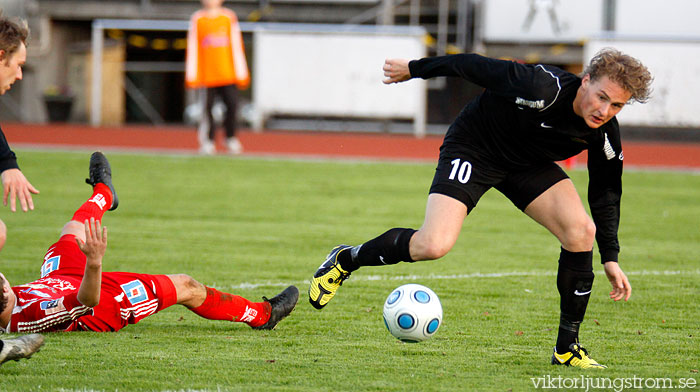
[{"x1": 186, "y1": 0, "x2": 250, "y2": 155}]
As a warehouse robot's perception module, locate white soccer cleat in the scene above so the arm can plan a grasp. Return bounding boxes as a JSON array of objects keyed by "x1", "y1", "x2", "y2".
[
  {"x1": 227, "y1": 137, "x2": 243, "y2": 155},
  {"x1": 199, "y1": 140, "x2": 215, "y2": 155},
  {"x1": 0, "y1": 334, "x2": 45, "y2": 365}
]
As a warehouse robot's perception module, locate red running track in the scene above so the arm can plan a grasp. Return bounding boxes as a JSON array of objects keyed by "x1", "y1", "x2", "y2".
[{"x1": 4, "y1": 123, "x2": 700, "y2": 169}]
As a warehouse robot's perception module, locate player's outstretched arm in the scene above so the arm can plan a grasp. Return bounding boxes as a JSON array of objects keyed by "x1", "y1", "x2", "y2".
[
  {"x1": 76, "y1": 218, "x2": 107, "y2": 307},
  {"x1": 603, "y1": 261, "x2": 631, "y2": 302},
  {"x1": 1, "y1": 168, "x2": 39, "y2": 212},
  {"x1": 383, "y1": 58, "x2": 412, "y2": 84}
]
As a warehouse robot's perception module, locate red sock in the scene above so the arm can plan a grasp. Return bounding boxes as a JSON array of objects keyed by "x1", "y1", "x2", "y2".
[
  {"x1": 72, "y1": 183, "x2": 113, "y2": 223},
  {"x1": 190, "y1": 287, "x2": 271, "y2": 327}
]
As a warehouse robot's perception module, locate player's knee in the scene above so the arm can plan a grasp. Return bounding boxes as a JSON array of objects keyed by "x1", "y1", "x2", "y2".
[
  {"x1": 172, "y1": 274, "x2": 205, "y2": 306},
  {"x1": 178, "y1": 274, "x2": 201, "y2": 291},
  {"x1": 414, "y1": 237, "x2": 452, "y2": 260},
  {"x1": 61, "y1": 221, "x2": 85, "y2": 239},
  {"x1": 562, "y1": 218, "x2": 596, "y2": 251}
]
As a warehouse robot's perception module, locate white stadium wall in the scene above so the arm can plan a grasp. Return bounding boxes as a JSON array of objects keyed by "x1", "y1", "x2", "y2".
[
  {"x1": 615, "y1": 0, "x2": 700, "y2": 36},
  {"x1": 482, "y1": 0, "x2": 605, "y2": 43},
  {"x1": 252, "y1": 24, "x2": 428, "y2": 136},
  {"x1": 481, "y1": 0, "x2": 700, "y2": 43}
]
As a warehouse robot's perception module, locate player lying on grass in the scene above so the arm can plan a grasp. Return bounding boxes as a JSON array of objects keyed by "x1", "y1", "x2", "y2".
[
  {"x1": 309, "y1": 48, "x2": 652, "y2": 369},
  {"x1": 0, "y1": 152, "x2": 298, "y2": 333}
]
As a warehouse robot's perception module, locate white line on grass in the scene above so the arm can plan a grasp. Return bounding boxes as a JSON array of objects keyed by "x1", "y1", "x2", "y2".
[
  {"x1": 216, "y1": 269, "x2": 700, "y2": 290},
  {"x1": 15, "y1": 144, "x2": 700, "y2": 173}
]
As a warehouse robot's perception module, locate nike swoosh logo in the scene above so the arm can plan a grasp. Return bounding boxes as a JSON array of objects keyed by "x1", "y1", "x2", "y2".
[
  {"x1": 379, "y1": 256, "x2": 386, "y2": 264},
  {"x1": 574, "y1": 289, "x2": 591, "y2": 296},
  {"x1": 540, "y1": 122, "x2": 553, "y2": 128}
]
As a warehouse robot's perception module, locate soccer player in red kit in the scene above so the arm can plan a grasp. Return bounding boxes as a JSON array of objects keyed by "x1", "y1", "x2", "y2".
[{"x1": 0, "y1": 152, "x2": 298, "y2": 334}]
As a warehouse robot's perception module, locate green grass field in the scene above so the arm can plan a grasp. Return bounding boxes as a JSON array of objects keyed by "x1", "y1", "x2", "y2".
[{"x1": 1, "y1": 149, "x2": 698, "y2": 391}]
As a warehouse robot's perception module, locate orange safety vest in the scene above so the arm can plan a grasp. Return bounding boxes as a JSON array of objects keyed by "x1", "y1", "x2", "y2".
[{"x1": 185, "y1": 8, "x2": 250, "y2": 89}]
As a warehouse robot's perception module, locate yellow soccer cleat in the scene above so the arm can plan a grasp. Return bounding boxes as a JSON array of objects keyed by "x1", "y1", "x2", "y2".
[
  {"x1": 552, "y1": 343, "x2": 607, "y2": 369},
  {"x1": 309, "y1": 245, "x2": 353, "y2": 309}
]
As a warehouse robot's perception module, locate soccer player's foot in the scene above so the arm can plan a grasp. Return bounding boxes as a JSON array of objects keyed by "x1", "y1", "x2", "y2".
[
  {"x1": 551, "y1": 343, "x2": 607, "y2": 369},
  {"x1": 0, "y1": 334, "x2": 45, "y2": 366},
  {"x1": 226, "y1": 137, "x2": 243, "y2": 155},
  {"x1": 252, "y1": 285, "x2": 299, "y2": 330},
  {"x1": 85, "y1": 151, "x2": 118, "y2": 211},
  {"x1": 199, "y1": 140, "x2": 215, "y2": 155},
  {"x1": 309, "y1": 245, "x2": 352, "y2": 309}
]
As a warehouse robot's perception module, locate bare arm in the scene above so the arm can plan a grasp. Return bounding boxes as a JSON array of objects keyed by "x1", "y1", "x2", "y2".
[
  {"x1": 75, "y1": 218, "x2": 107, "y2": 308},
  {"x1": 382, "y1": 58, "x2": 412, "y2": 84},
  {"x1": 1, "y1": 168, "x2": 39, "y2": 212}
]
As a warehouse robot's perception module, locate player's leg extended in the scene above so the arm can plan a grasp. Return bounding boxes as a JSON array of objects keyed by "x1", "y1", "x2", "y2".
[
  {"x1": 524, "y1": 179, "x2": 605, "y2": 369},
  {"x1": 168, "y1": 274, "x2": 299, "y2": 330},
  {"x1": 61, "y1": 152, "x2": 118, "y2": 241},
  {"x1": 309, "y1": 193, "x2": 468, "y2": 309}
]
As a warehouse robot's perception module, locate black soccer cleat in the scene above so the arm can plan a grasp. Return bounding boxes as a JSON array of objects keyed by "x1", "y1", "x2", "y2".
[
  {"x1": 0, "y1": 334, "x2": 45, "y2": 366},
  {"x1": 252, "y1": 285, "x2": 299, "y2": 330},
  {"x1": 85, "y1": 151, "x2": 118, "y2": 211}
]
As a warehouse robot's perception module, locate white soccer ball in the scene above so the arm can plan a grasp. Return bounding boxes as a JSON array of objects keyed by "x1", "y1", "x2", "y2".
[{"x1": 383, "y1": 283, "x2": 443, "y2": 343}]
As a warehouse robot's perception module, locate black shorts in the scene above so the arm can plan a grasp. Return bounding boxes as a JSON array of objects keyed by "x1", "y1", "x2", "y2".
[{"x1": 429, "y1": 143, "x2": 569, "y2": 212}]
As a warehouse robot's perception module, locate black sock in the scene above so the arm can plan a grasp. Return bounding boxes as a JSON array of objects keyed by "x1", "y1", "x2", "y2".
[
  {"x1": 555, "y1": 247, "x2": 594, "y2": 353},
  {"x1": 338, "y1": 228, "x2": 417, "y2": 271}
]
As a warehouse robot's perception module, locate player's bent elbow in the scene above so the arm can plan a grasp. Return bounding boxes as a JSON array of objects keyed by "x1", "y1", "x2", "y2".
[
  {"x1": 77, "y1": 292, "x2": 100, "y2": 308},
  {"x1": 78, "y1": 297, "x2": 99, "y2": 308}
]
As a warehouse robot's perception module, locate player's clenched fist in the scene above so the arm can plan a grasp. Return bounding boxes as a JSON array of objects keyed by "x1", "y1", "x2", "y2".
[{"x1": 383, "y1": 59, "x2": 411, "y2": 84}]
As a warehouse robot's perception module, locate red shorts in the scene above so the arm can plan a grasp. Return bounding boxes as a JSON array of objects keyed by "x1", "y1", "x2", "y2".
[{"x1": 41, "y1": 235, "x2": 178, "y2": 332}]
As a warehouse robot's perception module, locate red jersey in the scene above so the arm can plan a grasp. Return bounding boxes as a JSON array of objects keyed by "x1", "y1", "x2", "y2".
[{"x1": 6, "y1": 237, "x2": 177, "y2": 333}]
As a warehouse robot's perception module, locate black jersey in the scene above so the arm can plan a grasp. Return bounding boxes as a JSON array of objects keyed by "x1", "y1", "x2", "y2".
[
  {"x1": 0, "y1": 124, "x2": 19, "y2": 173},
  {"x1": 409, "y1": 54, "x2": 623, "y2": 262}
]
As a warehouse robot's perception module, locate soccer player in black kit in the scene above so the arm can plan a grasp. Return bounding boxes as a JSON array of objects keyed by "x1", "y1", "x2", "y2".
[
  {"x1": 309, "y1": 48, "x2": 652, "y2": 369},
  {"x1": 0, "y1": 16, "x2": 44, "y2": 366}
]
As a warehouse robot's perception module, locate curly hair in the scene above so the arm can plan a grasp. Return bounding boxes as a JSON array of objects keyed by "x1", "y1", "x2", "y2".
[
  {"x1": 584, "y1": 48, "x2": 653, "y2": 104},
  {"x1": 0, "y1": 274, "x2": 7, "y2": 316},
  {"x1": 0, "y1": 16, "x2": 29, "y2": 62}
]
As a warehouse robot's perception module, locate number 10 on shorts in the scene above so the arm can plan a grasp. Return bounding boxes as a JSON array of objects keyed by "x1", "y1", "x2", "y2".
[{"x1": 449, "y1": 158, "x2": 472, "y2": 184}]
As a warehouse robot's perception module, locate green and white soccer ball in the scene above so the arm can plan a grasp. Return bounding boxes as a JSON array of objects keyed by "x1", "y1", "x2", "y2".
[{"x1": 383, "y1": 284, "x2": 442, "y2": 342}]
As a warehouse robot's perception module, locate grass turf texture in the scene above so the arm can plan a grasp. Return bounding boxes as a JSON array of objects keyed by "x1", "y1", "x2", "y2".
[{"x1": 0, "y1": 150, "x2": 698, "y2": 391}]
